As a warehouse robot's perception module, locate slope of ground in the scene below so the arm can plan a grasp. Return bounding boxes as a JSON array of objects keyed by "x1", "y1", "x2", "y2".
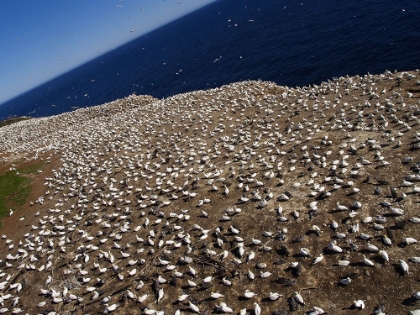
[{"x1": 0, "y1": 71, "x2": 419, "y2": 314}]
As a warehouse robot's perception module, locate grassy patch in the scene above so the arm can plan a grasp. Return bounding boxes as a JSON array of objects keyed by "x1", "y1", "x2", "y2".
[
  {"x1": 0, "y1": 171, "x2": 31, "y2": 218},
  {"x1": 0, "y1": 161, "x2": 44, "y2": 219},
  {"x1": 18, "y1": 162, "x2": 45, "y2": 175}
]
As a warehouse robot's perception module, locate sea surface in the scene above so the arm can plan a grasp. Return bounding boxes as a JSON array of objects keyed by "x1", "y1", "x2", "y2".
[{"x1": 1, "y1": 0, "x2": 419, "y2": 120}]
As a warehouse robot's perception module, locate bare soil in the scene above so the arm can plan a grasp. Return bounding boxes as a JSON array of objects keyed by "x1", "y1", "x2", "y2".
[{"x1": 0, "y1": 71, "x2": 419, "y2": 315}]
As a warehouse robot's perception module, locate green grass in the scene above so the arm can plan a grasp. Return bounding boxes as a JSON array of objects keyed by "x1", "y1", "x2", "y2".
[
  {"x1": 18, "y1": 162, "x2": 45, "y2": 175},
  {"x1": 0, "y1": 171, "x2": 31, "y2": 218},
  {"x1": 0, "y1": 161, "x2": 44, "y2": 220}
]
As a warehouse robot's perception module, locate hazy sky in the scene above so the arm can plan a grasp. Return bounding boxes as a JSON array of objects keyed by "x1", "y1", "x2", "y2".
[{"x1": 0, "y1": 0, "x2": 216, "y2": 105}]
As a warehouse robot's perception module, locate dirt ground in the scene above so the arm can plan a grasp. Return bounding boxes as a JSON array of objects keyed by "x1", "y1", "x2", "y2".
[{"x1": 0, "y1": 70, "x2": 420, "y2": 315}]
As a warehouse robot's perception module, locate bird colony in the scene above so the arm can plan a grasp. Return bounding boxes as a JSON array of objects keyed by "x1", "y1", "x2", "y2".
[{"x1": 0, "y1": 70, "x2": 420, "y2": 315}]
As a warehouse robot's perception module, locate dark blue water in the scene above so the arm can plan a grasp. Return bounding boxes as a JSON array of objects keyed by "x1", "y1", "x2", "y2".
[{"x1": 1, "y1": 0, "x2": 419, "y2": 120}]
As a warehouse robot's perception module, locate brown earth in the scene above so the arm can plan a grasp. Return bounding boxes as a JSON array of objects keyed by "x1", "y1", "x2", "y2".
[{"x1": 0, "y1": 70, "x2": 419, "y2": 315}]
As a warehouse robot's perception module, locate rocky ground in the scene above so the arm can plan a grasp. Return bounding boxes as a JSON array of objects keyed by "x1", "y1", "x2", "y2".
[{"x1": 0, "y1": 69, "x2": 420, "y2": 315}]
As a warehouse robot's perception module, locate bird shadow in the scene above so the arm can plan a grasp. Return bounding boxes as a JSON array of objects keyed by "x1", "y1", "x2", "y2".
[
  {"x1": 261, "y1": 297, "x2": 278, "y2": 302},
  {"x1": 196, "y1": 284, "x2": 212, "y2": 292},
  {"x1": 346, "y1": 191, "x2": 358, "y2": 196},
  {"x1": 329, "y1": 209, "x2": 348, "y2": 214},
  {"x1": 341, "y1": 217, "x2": 352, "y2": 224},
  {"x1": 178, "y1": 306, "x2": 197, "y2": 314},
  {"x1": 392, "y1": 263, "x2": 405, "y2": 277},
  {"x1": 359, "y1": 249, "x2": 377, "y2": 254},
  {"x1": 350, "y1": 261, "x2": 368, "y2": 268},
  {"x1": 372, "y1": 256, "x2": 386, "y2": 265},
  {"x1": 275, "y1": 246, "x2": 290, "y2": 257},
  {"x1": 305, "y1": 230, "x2": 319, "y2": 237},
  {"x1": 341, "y1": 305, "x2": 361, "y2": 311},
  {"x1": 181, "y1": 285, "x2": 193, "y2": 290},
  {"x1": 401, "y1": 295, "x2": 418, "y2": 306}
]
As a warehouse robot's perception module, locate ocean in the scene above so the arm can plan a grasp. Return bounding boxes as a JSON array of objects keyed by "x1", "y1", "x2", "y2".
[{"x1": 1, "y1": 0, "x2": 419, "y2": 120}]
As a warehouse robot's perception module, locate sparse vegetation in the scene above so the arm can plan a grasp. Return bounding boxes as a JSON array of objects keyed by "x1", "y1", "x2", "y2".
[
  {"x1": 0, "y1": 162, "x2": 44, "y2": 220},
  {"x1": 18, "y1": 161, "x2": 45, "y2": 175}
]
